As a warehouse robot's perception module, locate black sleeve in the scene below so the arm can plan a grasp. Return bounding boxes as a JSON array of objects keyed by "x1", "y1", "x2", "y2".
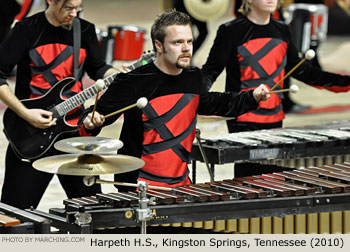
[
  {"x1": 286, "y1": 28, "x2": 350, "y2": 92},
  {"x1": 198, "y1": 88, "x2": 258, "y2": 117},
  {"x1": 201, "y1": 24, "x2": 233, "y2": 91},
  {"x1": 83, "y1": 22, "x2": 113, "y2": 80},
  {"x1": 78, "y1": 73, "x2": 137, "y2": 132},
  {"x1": 0, "y1": 0, "x2": 20, "y2": 23},
  {"x1": 0, "y1": 21, "x2": 29, "y2": 86}
]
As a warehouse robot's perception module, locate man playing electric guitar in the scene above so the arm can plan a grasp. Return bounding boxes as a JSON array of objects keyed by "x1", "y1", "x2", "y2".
[{"x1": 0, "y1": 0, "x2": 119, "y2": 210}]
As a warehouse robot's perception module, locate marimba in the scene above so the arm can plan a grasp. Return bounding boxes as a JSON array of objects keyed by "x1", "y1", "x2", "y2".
[
  {"x1": 0, "y1": 202, "x2": 50, "y2": 234},
  {"x1": 191, "y1": 120, "x2": 350, "y2": 181},
  {"x1": 27, "y1": 163, "x2": 350, "y2": 234}
]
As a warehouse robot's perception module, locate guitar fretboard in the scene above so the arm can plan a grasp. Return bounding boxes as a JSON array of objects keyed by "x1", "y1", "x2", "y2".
[
  {"x1": 53, "y1": 52, "x2": 155, "y2": 117},
  {"x1": 55, "y1": 74, "x2": 117, "y2": 116}
]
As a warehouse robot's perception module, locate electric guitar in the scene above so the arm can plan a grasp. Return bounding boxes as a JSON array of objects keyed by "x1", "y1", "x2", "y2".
[{"x1": 3, "y1": 52, "x2": 155, "y2": 160}]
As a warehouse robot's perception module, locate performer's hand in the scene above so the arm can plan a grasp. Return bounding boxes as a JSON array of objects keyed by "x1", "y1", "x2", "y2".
[
  {"x1": 84, "y1": 111, "x2": 105, "y2": 130},
  {"x1": 114, "y1": 64, "x2": 131, "y2": 73},
  {"x1": 253, "y1": 84, "x2": 270, "y2": 102},
  {"x1": 24, "y1": 109, "x2": 57, "y2": 129}
]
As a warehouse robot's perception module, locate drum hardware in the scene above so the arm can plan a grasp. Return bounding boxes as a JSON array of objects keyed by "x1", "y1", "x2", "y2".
[
  {"x1": 195, "y1": 129, "x2": 214, "y2": 182},
  {"x1": 96, "y1": 28, "x2": 109, "y2": 62},
  {"x1": 73, "y1": 207, "x2": 92, "y2": 226},
  {"x1": 136, "y1": 181, "x2": 156, "y2": 234},
  {"x1": 283, "y1": 3, "x2": 328, "y2": 51}
]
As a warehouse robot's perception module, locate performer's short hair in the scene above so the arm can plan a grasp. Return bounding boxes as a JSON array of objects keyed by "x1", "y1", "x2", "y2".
[{"x1": 151, "y1": 9, "x2": 192, "y2": 52}]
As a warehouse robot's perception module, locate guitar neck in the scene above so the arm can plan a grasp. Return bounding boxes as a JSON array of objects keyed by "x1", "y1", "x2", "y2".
[
  {"x1": 127, "y1": 59, "x2": 144, "y2": 70},
  {"x1": 54, "y1": 52, "x2": 155, "y2": 117},
  {"x1": 55, "y1": 73, "x2": 117, "y2": 116}
]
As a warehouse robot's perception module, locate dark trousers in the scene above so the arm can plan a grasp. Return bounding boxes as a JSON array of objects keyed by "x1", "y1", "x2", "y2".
[
  {"x1": 234, "y1": 162, "x2": 293, "y2": 178},
  {"x1": 1, "y1": 146, "x2": 101, "y2": 209}
]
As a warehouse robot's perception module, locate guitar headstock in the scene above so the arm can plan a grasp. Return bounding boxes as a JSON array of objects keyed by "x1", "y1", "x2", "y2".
[
  {"x1": 128, "y1": 50, "x2": 156, "y2": 70},
  {"x1": 140, "y1": 50, "x2": 156, "y2": 65}
]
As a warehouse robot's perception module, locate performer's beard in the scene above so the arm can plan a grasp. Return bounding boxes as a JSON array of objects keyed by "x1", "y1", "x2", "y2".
[{"x1": 176, "y1": 53, "x2": 192, "y2": 69}]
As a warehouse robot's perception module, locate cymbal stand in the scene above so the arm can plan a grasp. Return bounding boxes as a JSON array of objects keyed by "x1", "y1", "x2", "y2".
[
  {"x1": 195, "y1": 129, "x2": 214, "y2": 182},
  {"x1": 136, "y1": 181, "x2": 154, "y2": 234}
]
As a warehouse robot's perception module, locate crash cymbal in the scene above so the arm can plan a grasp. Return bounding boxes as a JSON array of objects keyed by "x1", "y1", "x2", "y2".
[
  {"x1": 54, "y1": 137, "x2": 123, "y2": 154},
  {"x1": 184, "y1": 0, "x2": 230, "y2": 22},
  {"x1": 32, "y1": 154, "x2": 144, "y2": 176},
  {"x1": 197, "y1": 115, "x2": 235, "y2": 123}
]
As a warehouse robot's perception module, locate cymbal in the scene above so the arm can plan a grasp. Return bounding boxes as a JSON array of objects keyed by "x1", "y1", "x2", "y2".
[
  {"x1": 32, "y1": 154, "x2": 144, "y2": 176},
  {"x1": 184, "y1": 0, "x2": 230, "y2": 22},
  {"x1": 197, "y1": 115, "x2": 235, "y2": 123},
  {"x1": 54, "y1": 137, "x2": 123, "y2": 154}
]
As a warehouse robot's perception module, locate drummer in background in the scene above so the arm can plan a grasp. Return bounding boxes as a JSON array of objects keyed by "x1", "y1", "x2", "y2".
[
  {"x1": 79, "y1": 9, "x2": 269, "y2": 191},
  {"x1": 172, "y1": 0, "x2": 208, "y2": 58},
  {"x1": 0, "y1": 0, "x2": 119, "y2": 210},
  {"x1": 201, "y1": 0, "x2": 350, "y2": 177}
]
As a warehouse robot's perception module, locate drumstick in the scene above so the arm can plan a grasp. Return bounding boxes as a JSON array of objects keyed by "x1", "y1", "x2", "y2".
[
  {"x1": 268, "y1": 84, "x2": 299, "y2": 94},
  {"x1": 95, "y1": 178, "x2": 172, "y2": 191},
  {"x1": 102, "y1": 97, "x2": 148, "y2": 119},
  {"x1": 270, "y1": 49, "x2": 315, "y2": 92},
  {"x1": 91, "y1": 79, "x2": 105, "y2": 123}
]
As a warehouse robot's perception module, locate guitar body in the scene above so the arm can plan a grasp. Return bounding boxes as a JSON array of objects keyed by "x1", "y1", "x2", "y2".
[
  {"x1": 3, "y1": 78, "x2": 78, "y2": 160},
  {"x1": 3, "y1": 52, "x2": 156, "y2": 160}
]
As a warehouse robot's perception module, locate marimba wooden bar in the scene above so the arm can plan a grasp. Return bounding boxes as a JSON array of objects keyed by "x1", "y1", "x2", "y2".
[{"x1": 25, "y1": 163, "x2": 350, "y2": 234}]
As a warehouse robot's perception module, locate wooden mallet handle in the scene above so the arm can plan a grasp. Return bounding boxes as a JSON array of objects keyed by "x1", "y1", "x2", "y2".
[
  {"x1": 268, "y1": 84, "x2": 299, "y2": 94},
  {"x1": 270, "y1": 50, "x2": 315, "y2": 92},
  {"x1": 91, "y1": 79, "x2": 105, "y2": 122},
  {"x1": 102, "y1": 97, "x2": 148, "y2": 120}
]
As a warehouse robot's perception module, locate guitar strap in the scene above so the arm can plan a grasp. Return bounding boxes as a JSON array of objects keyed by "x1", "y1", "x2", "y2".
[{"x1": 72, "y1": 17, "x2": 81, "y2": 82}]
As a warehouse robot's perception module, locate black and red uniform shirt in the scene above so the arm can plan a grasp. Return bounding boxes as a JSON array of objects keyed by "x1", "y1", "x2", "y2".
[
  {"x1": 202, "y1": 16, "x2": 350, "y2": 126},
  {"x1": 0, "y1": 12, "x2": 111, "y2": 125},
  {"x1": 79, "y1": 62, "x2": 259, "y2": 188}
]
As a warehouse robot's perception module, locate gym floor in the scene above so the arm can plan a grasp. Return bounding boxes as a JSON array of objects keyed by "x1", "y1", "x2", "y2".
[{"x1": 0, "y1": 0, "x2": 350, "y2": 212}]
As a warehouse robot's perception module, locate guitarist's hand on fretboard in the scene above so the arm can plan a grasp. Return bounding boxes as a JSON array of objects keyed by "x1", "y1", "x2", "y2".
[
  {"x1": 23, "y1": 108, "x2": 57, "y2": 129},
  {"x1": 2, "y1": 52, "x2": 155, "y2": 159},
  {"x1": 114, "y1": 63, "x2": 131, "y2": 73},
  {"x1": 83, "y1": 111, "x2": 104, "y2": 130}
]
